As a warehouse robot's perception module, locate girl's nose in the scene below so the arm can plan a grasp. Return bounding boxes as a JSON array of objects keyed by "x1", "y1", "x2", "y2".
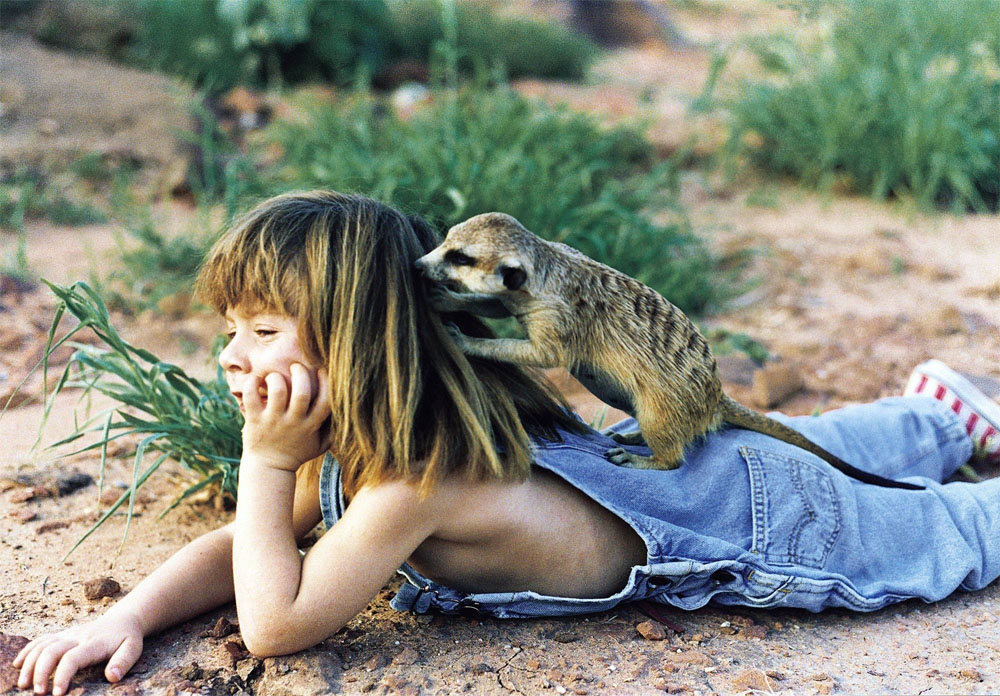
[{"x1": 219, "y1": 336, "x2": 250, "y2": 373}]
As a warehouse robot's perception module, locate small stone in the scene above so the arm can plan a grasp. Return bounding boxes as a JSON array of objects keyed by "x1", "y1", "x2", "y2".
[
  {"x1": 739, "y1": 624, "x2": 768, "y2": 640},
  {"x1": 200, "y1": 616, "x2": 236, "y2": 638},
  {"x1": 56, "y1": 471, "x2": 94, "y2": 496},
  {"x1": 11, "y1": 508, "x2": 36, "y2": 523},
  {"x1": 9, "y1": 488, "x2": 35, "y2": 503},
  {"x1": 811, "y1": 672, "x2": 831, "y2": 681},
  {"x1": 221, "y1": 639, "x2": 249, "y2": 666},
  {"x1": 393, "y1": 647, "x2": 420, "y2": 666},
  {"x1": 553, "y1": 631, "x2": 579, "y2": 643},
  {"x1": 526, "y1": 659, "x2": 541, "y2": 670},
  {"x1": 815, "y1": 681, "x2": 834, "y2": 694},
  {"x1": 958, "y1": 668, "x2": 982, "y2": 681},
  {"x1": 180, "y1": 662, "x2": 203, "y2": 681},
  {"x1": 915, "y1": 305, "x2": 966, "y2": 338},
  {"x1": 82, "y1": 577, "x2": 120, "y2": 601},
  {"x1": 732, "y1": 669, "x2": 771, "y2": 691},
  {"x1": 471, "y1": 663, "x2": 494, "y2": 674},
  {"x1": 636, "y1": 620, "x2": 667, "y2": 641},
  {"x1": 364, "y1": 653, "x2": 390, "y2": 671},
  {"x1": 36, "y1": 519, "x2": 71, "y2": 534},
  {"x1": 664, "y1": 649, "x2": 713, "y2": 667},
  {"x1": 751, "y1": 362, "x2": 804, "y2": 408}
]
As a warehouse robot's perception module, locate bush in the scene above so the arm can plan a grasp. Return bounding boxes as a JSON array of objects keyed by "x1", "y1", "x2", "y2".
[
  {"x1": 388, "y1": 0, "x2": 596, "y2": 81},
  {"x1": 128, "y1": 0, "x2": 393, "y2": 93},
  {"x1": 730, "y1": 0, "x2": 1000, "y2": 211},
  {"x1": 125, "y1": 0, "x2": 596, "y2": 94},
  {"x1": 252, "y1": 87, "x2": 720, "y2": 315}
]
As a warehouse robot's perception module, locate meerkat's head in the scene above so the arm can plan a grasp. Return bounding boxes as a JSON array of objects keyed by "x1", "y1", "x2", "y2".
[{"x1": 415, "y1": 213, "x2": 543, "y2": 296}]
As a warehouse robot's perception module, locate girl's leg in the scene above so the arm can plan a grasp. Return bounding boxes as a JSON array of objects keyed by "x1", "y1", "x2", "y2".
[{"x1": 767, "y1": 395, "x2": 972, "y2": 483}]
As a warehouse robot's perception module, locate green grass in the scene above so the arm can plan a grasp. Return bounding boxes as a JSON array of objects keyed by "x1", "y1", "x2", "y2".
[
  {"x1": 32, "y1": 281, "x2": 241, "y2": 558},
  {"x1": 729, "y1": 0, "x2": 1000, "y2": 212},
  {"x1": 250, "y1": 86, "x2": 721, "y2": 315},
  {"x1": 124, "y1": 0, "x2": 596, "y2": 95},
  {"x1": 0, "y1": 167, "x2": 107, "y2": 231}
]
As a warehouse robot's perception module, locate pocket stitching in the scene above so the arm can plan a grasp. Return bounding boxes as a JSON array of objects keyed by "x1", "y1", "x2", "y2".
[{"x1": 741, "y1": 446, "x2": 842, "y2": 569}]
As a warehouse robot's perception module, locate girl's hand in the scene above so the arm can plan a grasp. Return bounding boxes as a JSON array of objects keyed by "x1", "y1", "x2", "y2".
[
  {"x1": 241, "y1": 363, "x2": 332, "y2": 471},
  {"x1": 13, "y1": 611, "x2": 144, "y2": 695}
]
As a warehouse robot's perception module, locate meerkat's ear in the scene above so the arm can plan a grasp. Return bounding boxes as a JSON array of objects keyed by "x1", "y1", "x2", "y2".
[{"x1": 499, "y1": 263, "x2": 527, "y2": 290}]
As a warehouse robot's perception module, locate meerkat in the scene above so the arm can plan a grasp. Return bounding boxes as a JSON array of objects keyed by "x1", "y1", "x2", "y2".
[{"x1": 414, "y1": 212, "x2": 922, "y2": 490}]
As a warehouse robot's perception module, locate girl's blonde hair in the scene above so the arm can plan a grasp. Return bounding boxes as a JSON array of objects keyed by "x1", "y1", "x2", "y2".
[{"x1": 197, "y1": 190, "x2": 585, "y2": 497}]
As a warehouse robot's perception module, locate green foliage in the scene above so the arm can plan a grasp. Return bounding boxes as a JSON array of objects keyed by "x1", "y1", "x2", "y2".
[
  {"x1": 35, "y1": 281, "x2": 242, "y2": 558},
  {"x1": 252, "y1": 87, "x2": 720, "y2": 315},
  {"x1": 0, "y1": 167, "x2": 107, "y2": 230},
  {"x1": 103, "y1": 214, "x2": 216, "y2": 314},
  {"x1": 125, "y1": 0, "x2": 595, "y2": 95},
  {"x1": 388, "y1": 0, "x2": 596, "y2": 81},
  {"x1": 128, "y1": 0, "x2": 392, "y2": 93},
  {"x1": 730, "y1": 0, "x2": 1000, "y2": 211}
]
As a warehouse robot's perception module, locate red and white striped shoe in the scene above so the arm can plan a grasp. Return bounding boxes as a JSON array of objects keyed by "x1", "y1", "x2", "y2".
[{"x1": 905, "y1": 359, "x2": 1000, "y2": 465}]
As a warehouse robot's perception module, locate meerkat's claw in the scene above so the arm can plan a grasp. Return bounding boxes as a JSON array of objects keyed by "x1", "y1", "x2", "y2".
[
  {"x1": 605, "y1": 447, "x2": 680, "y2": 471},
  {"x1": 608, "y1": 430, "x2": 645, "y2": 446}
]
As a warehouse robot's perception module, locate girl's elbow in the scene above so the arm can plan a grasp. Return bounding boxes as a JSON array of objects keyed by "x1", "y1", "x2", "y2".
[{"x1": 241, "y1": 617, "x2": 338, "y2": 658}]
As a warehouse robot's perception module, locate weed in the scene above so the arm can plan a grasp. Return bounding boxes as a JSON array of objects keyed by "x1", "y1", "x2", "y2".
[
  {"x1": 33, "y1": 281, "x2": 241, "y2": 559},
  {"x1": 729, "y1": 0, "x2": 1000, "y2": 212},
  {"x1": 0, "y1": 167, "x2": 106, "y2": 230},
  {"x1": 252, "y1": 85, "x2": 722, "y2": 315}
]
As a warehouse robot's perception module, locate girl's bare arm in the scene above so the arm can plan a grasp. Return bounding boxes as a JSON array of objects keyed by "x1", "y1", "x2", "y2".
[{"x1": 14, "y1": 463, "x2": 323, "y2": 696}]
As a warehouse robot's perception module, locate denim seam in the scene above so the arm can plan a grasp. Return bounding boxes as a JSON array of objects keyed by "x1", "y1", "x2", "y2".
[{"x1": 740, "y1": 446, "x2": 841, "y2": 569}]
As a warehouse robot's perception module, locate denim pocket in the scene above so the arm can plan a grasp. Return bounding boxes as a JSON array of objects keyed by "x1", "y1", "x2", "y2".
[{"x1": 740, "y1": 446, "x2": 842, "y2": 569}]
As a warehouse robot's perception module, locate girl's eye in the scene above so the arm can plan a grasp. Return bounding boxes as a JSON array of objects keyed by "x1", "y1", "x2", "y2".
[
  {"x1": 225, "y1": 331, "x2": 236, "y2": 341},
  {"x1": 255, "y1": 329, "x2": 276, "y2": 338}
]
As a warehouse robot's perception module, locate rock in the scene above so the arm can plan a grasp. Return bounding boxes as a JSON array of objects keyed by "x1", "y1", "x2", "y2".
[
  {"x1": 392, "y1": 646, "x2": 420, "y2": 666},
  {"x1": 179, "y1": 662, "x2": 203, "y2": 681},
  {"x1": 82, "y1": 576, "x2": 121, "y2": 601},
  {"x1": 914, "y1": 305, "x2": 966, "y2": 337},
  {"x1": 958, "y1": 668, "x2": 982, "y2": 681},
  {"x1": 200, "y1": 616, "x2": 237, "y2": 639},
  {"x1": 470, "y1": 662, "x2": 495, "y2": 674},
  {"x1": 751, "y1": 362, "x2": 804, "y2": 408},
  {"x1": 664, "y1": 649, "x2": 713, "y2": 666},
  {"x1": 56, "y1": 470, "x2": 94, "y2": 496},
  {"x1": 36, "y1": 519, "x2": 71, "y2": 534},
  {"x1": 552, "y1": 631, "x2": 579, "y2": 643},
  {"x1": 636, "y1": 620, "x2": 667, "y2": 641},
  {"x1": 716, "y1": 353, "x2": 758, "y2": 387},
  {"x1": 732, "y1": 669, "x2": 772, "y2": 691},
  {"x1": 0, "y1": 634, "x2": 31, "y2": 693},
  {"x1": 220, "y1": 638, "x2": 250, "y2": 667}
]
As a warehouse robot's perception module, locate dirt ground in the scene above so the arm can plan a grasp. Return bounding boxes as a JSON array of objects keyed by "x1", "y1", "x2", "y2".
[{"x1": 2, "y1": 3, "x2": 999, "y2": 695}]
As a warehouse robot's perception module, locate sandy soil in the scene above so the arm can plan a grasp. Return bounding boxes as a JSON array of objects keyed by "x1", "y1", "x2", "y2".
[{"x1": 2, "y1": 3, "x2": 999, "y2": 695}]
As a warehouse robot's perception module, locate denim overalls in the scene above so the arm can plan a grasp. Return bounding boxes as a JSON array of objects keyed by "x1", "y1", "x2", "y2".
[{"x1": 319, "y1": 396, "x2": 999, "y2": 618}]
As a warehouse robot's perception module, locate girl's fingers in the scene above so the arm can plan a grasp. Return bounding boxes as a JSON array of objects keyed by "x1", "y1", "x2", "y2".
[
  {"x1": 308, "y1": 368, "x2": 332, "y2": 426},
  {"x1": 105, "y1": 636, "x2": 142, "y2": 683},
  {"x1": 50, "y1": 643, "x2": 100, "y2": 696},
  {"x1": 288, "y1": 363, "x2": 313, "y2": 416},
  {"x1": 17, "y1": 637, "x2": 58, "y2": 689},
  {"x1": 31, "y1": 639, "x2": 75, "y2": 694},
  {"x1": 264, "y1": 372, "x2": 289, "y2": 414},
  {"x1": 243, "y1": 375, "x2": 264, "y2": 416}
]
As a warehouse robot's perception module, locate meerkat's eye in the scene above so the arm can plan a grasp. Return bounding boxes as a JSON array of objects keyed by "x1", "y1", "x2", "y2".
[{"x1": 444, "y1": 250, "x2": 475, "y2": 266}]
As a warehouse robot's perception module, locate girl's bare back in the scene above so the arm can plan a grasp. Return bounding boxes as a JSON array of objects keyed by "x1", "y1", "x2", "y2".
[{"x1": 402, "y1": 466, "x2": 647, "y2": 599}]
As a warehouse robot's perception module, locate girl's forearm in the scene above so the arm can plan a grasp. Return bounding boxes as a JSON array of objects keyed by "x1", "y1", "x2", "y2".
[
  {"x1": 107, "y1": 525, "x2": 236, "y2": 637},
  {"x1": 232, "y1": 457, "x2": 303, "y2": 653}
]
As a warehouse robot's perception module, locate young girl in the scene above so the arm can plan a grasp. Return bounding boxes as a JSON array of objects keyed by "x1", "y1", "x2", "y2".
[{"x1": 14, "y1": 190, "x2": 1000, "y2": 696}]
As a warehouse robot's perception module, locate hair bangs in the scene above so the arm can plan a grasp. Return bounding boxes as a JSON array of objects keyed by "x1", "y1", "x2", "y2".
[{"x1": 197, "y1": 211, "x2": 308, "y2": 319}]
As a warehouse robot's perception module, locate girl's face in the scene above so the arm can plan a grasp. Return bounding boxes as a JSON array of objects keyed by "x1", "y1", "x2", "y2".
[{"x1": 219, "y1": 307, "x2": 314, "y2": 413}]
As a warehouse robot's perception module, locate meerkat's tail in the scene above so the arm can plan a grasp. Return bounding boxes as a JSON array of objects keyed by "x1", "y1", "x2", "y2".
[{"x1": 719, "y1": 397, "x2": 924, "y2": 490}]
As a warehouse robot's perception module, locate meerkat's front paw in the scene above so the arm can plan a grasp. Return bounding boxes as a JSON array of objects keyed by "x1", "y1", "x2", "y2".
[
  {"x1": 605, "y1": 447, "x2": 681, "y2": 471},
  {"x1": 608, "y1": 430, "x2": 645, "y2": 446}
]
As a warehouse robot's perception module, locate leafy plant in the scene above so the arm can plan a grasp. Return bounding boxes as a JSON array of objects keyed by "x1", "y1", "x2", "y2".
[
  {"x1": 729, "y1": 0, "x2": 1000, "y2": 211},
  {"x1": 388, "y1": 0, "x2": 596, "y2": 81},
  {"x1": 252, "y1": 86, "x2": 722, "y2": 315},
  {"x1": 35, "y1": 281, "x2": 241, "y2": 559},
  {"x1": 0, "y1": 167, "x2": 106, "y2": 230}
]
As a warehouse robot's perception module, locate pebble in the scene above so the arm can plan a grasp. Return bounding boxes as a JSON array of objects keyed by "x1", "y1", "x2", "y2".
[
  {"x1": 636, "y1": 620, "x2": 667, "y2": 641},
  {"x1": 82, "y1": 576, "x2": 120, "y2": 601}
]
